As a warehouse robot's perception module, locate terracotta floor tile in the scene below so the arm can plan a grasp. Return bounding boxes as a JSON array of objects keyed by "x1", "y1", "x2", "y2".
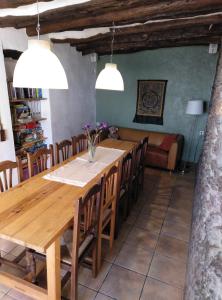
[
  {"x1": 0, "y1": 239, "x2": 16, "y2": 253},
  {"x1": 100, "y1": 265, "x2": 145, "y2": 300},
  {"x1": 126, "y1": 227, "x2": 158, "y2": 252},
  {"x1": 162, "y1": 221, "x2": 191, "y2": 242},
  {"x1": 78, "y1": 261, "x2": 112, "y2": 291},
  {"x1": 1, "y1": 295, "x2": 15, "y2": 300},
  {"x1": 94, "y1": 293, "x2": 114, "y2": 300},
  {"x1": 7, "y1": 289, "x2": 33, "y2": 300},
  {"x1": 0, "y1": 291, "x2": 5, "y2": 299},
  {"x1": 102, "y1": 239, "x2": 123, "y2": 263},
  {"x1": 62, "y1": 282, "x2": 97, "y2": 300},
  {"x1": 141, "y1": 277, "x2": 184, "y2": 300},
  {"x1": 165, "y1": 208, "x2": 192, "y2": 226},
  {"x1": 156, "y1": 235, "x2": 188, "y2": 262},
  {"x1": 9, "y1": 245, "x2": 26, "y2": 257},
  {"x1": 0, "y1": 284, "x2": 10, "y2": 294},
  {"x1": 135, "y1": 215, "x2": 163, "y2": 234},
  {"x1": 114, "y1": 243, "x2": 153, "y2": 275},
  {"x1": 149, "y1": 254, "x2": 186, "y2": 288},
  {"x1": 141, "y1": 202, "x2": 168, "y2": 219}
]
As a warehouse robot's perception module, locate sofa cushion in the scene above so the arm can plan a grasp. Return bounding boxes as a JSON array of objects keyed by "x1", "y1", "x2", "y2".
[
  {"x1": 159, "y1": 134, "x2": 177, "y2": 152},
  {"x1": 146, "y1": 145, "x2": 168, "y2": 169}
]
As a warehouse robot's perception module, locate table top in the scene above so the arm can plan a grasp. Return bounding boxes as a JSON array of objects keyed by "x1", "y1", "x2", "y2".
[{"x1": 0, "y1": 139, "x2": 136, "y2": 253}]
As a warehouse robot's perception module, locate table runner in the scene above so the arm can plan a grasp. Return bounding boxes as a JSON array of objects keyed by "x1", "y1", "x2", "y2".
[{"x1": 43, "y1": 146, "x2": 125, "y2": 187}]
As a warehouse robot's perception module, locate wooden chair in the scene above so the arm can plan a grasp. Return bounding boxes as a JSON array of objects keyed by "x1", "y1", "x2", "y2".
[
  {"x1": 72, "y1": 134, "x2": 88, "y2": 154},
  {"x1": 27, "y1": 145, "x2": 54, "y2": 177},
  {"x1": 0, "y1": 159, "x2": 36, "y2": 282},
  {"x1": 56, "y1": 139, "x2": 72, "y2": 164},
  {"x1": 132, "y1": 143, "x2": 143, "y2": 203},
  {"x1": 139, "y1": 137, "x2": 149, "y2": 189},
  {"x1": 0, "y1": 158, "x2": 23, "y2": 192},
  {"x1": 61, "y1": 178, "x2": 104, "y2": 300},
  {"x1": 97, "y1": 164, "x2": 119, "y2": 271},
  {"x1": 116, "y1": 152, "x2": 133, "y2": 235}
]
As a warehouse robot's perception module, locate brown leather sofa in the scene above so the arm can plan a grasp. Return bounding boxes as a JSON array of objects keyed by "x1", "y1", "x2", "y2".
[{"x1": 117, "y1": 127, "x2": 184, "y2": 171}]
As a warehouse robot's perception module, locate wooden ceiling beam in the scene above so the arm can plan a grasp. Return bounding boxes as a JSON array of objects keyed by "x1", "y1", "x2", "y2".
[
  {"x1": 51, "y1": 14, "x2": 222, "y2": 47},
  {"x1": 0, "y1": 0, "x2": 52, "y2": 9},
  {"x1": 72, "y1": 23, "x2": 222, "y2": 55},
  {"x1": 76, "y1": 24, "x2": 222, "y2": 49},
  {"x1": 0, "y1": 0, "x2": 222, "y2": 35},
  {"x1": 26, "y1": 0, "x2": 222, "y2": 35},
  {"x1": 81, "y1": 37, "x2": 220, "y2": 55}
]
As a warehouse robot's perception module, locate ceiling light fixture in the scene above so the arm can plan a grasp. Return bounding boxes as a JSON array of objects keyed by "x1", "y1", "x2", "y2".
[
  {"x1": 95, "y1": 22, "x2": 124, "y2": 91},
  {"x1": 13, "y1": 0, "x2": 68, "y2": 89}
]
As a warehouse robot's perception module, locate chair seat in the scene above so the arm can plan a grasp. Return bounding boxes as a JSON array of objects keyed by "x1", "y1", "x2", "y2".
[{"x1": 61, "y1": 233, "x2": 94, "y2": 265}]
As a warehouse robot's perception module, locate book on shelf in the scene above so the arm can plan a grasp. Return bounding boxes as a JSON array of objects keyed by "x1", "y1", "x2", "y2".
[{"x1": 7, "y1": 82, "x2": 43, "y2": 100}]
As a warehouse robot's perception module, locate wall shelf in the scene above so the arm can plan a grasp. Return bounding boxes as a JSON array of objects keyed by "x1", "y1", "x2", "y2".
[
  {"x1": 13, "y1": 118, "x2": 47, "y2": 127},
  {"x1": 10, "y1": 98, "x2": 47, "y2": 103}
]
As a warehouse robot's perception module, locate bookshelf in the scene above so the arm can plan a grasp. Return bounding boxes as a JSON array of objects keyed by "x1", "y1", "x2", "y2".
[{"x1": 7, "y1": 81, "x2": 48, "y2": 163}]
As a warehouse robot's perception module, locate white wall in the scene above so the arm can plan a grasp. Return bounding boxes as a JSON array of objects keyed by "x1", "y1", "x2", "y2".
[
  {"x1": 49, "y1": 44, "x2": 97, "y2": 143},
  {"x1": 0, "y1": 44, "x2": 18, "y2": 184}
]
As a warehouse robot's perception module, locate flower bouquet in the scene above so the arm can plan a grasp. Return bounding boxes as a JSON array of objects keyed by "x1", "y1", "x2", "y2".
[{"x1": 83, "y1": 122, "x2": 108, "y2": 162}]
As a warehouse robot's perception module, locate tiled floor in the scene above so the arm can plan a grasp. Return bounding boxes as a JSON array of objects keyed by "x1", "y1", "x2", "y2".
[{"x1": 0, "y1": 168, "x2": 194, "y2": 300}]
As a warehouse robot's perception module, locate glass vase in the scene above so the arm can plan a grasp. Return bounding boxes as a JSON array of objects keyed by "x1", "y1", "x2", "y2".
[{"x1": 88, "y1": 141, "x2": 96, "y2": 163}]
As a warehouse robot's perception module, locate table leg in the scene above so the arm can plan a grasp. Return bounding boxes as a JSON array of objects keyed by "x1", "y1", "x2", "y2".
[{"x1": 46, "y1": 238, "x2": 61, "y2": 300}]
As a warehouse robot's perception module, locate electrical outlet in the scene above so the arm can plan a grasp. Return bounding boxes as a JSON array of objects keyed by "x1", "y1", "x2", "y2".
[{"x1": 199, "y1": 130, "x2": 204, "y2": 136}]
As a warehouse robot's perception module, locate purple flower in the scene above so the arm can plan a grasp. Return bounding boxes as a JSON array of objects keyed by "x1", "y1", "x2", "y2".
[
  {"x1": 97, "y1": 122, "x2": 108, "y2": 130},
  {"x1": 82, "y1": 123, "x2": 91, "y2": 131}
]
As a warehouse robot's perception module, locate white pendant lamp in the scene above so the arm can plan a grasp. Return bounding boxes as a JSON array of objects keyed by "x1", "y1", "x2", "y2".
[
  {"x1": 13, "y1": 0, "x2": 68, "y2": 89},
  {"x1": 95, "y1": 23, "x2": 124, "y2": 91}
]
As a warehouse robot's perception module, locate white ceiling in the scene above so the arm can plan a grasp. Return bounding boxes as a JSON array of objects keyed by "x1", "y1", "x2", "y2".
[{"x1": 0, "y1": 0, "x2": 90, "y2": 17}]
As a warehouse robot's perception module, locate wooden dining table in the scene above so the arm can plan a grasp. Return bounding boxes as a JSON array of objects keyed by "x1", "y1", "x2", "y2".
[{"x1": 0, "y1": 139, "x2": 136, "y2": 300}]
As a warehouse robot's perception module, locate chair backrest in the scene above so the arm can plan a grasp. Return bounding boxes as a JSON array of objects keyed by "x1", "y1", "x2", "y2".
[
  {"x1": 133, "y1": 143, "x2": 143, "y2": 175},
  {"x1": 73, "y1": 134, "x2": 88, "y2": 154},
  {"x1": 121, "y1": 152, "x2": 133, "y2": 189},
  {"x1": 141, "y1": 137, "x2": 149, "y2": 166},
  {"x1": 0, "y1": 158, "x2": 23, "y2": 192},
  {"x1": 103, "y1": 165, "x2": 119, "y2": 211},
  {"x1": 72, "y1": 177, "x2": 104, "y2": 257},
  {"x1": 27, "y1": 145, "x2": 54, "y2": 177},
  {"x1": 56, "y1": 139, "x2": 72, "y2": 164}
]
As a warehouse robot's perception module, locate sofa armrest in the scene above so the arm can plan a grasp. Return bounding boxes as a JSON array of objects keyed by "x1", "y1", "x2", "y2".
[
  {"x1": 167, "y1": 142, "x2": 178, "y2": 171},
  {"x1": 167, "y1": 135, "x2": 184, "y2": 171}
]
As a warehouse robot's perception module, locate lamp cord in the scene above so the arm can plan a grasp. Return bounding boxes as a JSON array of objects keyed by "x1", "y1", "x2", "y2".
[
  {"x1": 110, "y1": 21, "x2": 115, "y2": 63},
  {"x1": 36, "y1": 0, "x2": 40, "y2": 40}
]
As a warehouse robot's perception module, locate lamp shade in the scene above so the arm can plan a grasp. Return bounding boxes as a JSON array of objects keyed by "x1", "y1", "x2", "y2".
[
  {"x1": 95, "y1": 63, "x2": 124, "y2": 91},
  {"x1": 186, "y1": 100, "x2": 203, "y2": 115},
  {"x1": 13, "y1": 39, "x2": 68, "y2": 89}
]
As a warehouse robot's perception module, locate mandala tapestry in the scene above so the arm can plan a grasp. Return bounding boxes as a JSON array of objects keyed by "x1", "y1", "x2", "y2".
[{"x1": 133, "y1": 80, "x2": 167, "y2": 125}]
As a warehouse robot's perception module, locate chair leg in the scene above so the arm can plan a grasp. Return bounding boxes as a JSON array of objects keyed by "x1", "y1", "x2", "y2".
[
  {"x1": 97, "y1": 233, "x2": 102, "y2": 272},
  {"x1": 92, "y1": 245, "x2": 97, "y2": 278},
  {"x1": 109, "y1": 216, "x2": 115, "y2": 251},
  {"x1": 71, "y1": 260, "x2": 78, "y2": 300},
  {"x1": 25, "y1": 249, "x2": 36, "y2": 283},
  {"x1": 115, "y1": 202, "x2": 121, "y2": 239}
]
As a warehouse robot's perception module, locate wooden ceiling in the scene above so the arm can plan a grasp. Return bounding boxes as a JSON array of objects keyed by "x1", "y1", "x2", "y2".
[
  {"x1": 1, "y1": 0, "x2": 222, "y2": 55},
  {"x1": 0, "y1": 0, "x2": 52, "y2": 9}
]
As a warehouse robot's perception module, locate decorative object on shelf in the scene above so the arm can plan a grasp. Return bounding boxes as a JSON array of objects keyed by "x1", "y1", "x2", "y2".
[
  {"x1": 181, "y1": 99, "x2": 204, "y2": 174},
  {"x1": 13, "y1": 0, "x2": 68, "y2": 89},
  {"x1": 83, "y1": 122, "x2": 108, "y2": 162},
  {"x1": 134, "y1": 80, "x2": 167, "y2": 125},
  {"x1": 95, "y1": 22, "x2": 124, "y2": 91}
]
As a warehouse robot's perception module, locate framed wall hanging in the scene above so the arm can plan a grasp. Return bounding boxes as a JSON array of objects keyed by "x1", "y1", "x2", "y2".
[{"x1": 133, "y1": 80, "x2": 167, "y2": 125}]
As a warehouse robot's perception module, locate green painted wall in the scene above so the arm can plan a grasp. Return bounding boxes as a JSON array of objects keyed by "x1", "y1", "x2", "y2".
[{"x1": 96, "y1": 46, "x2": 218, "y2": 162}]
